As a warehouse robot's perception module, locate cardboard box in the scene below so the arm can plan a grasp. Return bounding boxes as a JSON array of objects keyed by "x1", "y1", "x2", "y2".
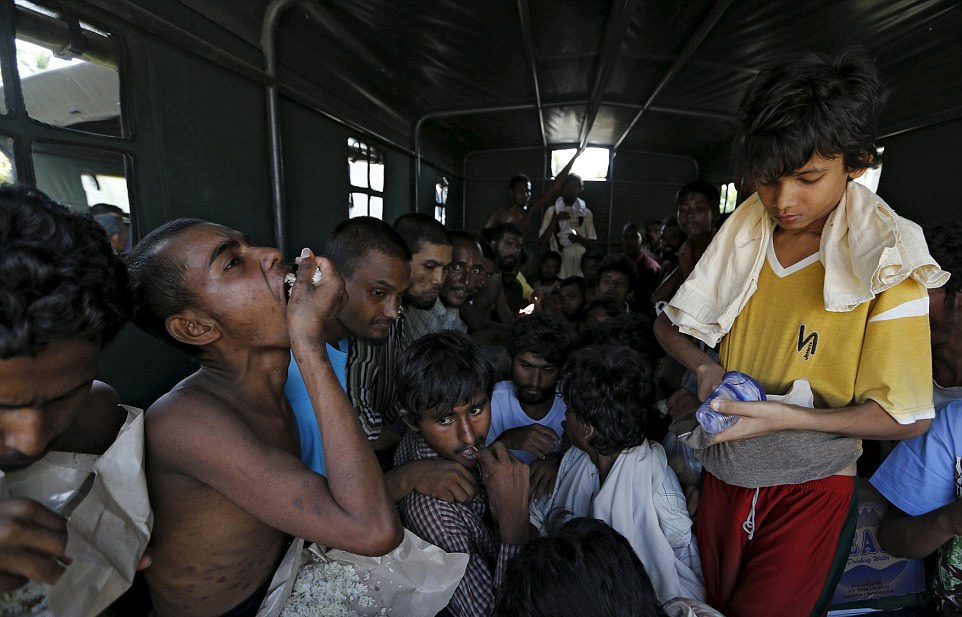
[{"x1": 831, "y1": 482, "x2": 926, "y2": 606}]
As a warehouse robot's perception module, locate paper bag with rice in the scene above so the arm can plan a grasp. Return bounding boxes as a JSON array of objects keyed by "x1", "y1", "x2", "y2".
[{"x1": 0, "y1": 406, "x2": 152, "y2": 617}]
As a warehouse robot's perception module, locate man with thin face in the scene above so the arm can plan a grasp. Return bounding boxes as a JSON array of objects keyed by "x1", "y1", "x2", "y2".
[
  {"x1": 490, "y1": 222, "x2": 530, "y2": 314},
  {"x1": 439, "y1": 231, "x2": 485, "y2": 332},
  {"x1": 0, "y1": 186, "x2": 144, "y2": 604},
  {"x1": 486, "y1": 313, "x2": 574, "y2": 499},
  {"x1": 394, "y1": 213, "x2": 454, "y2": 343},
  {"x1": 127, "y1": 219, "x2": 402, "y2": 617}
]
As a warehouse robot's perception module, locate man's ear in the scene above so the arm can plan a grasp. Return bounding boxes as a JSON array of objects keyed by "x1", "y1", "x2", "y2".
[
  {"x1": 166, "y1": 311, "x2": 220, "y2": 348},
  {"x1": 399, "y1": 409, "x2": 420, "y2": 433}
]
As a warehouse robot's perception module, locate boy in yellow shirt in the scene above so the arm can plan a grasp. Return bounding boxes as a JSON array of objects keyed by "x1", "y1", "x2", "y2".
[{"x1": 654, "y1": 49, "x2": 946, "y2": 616}]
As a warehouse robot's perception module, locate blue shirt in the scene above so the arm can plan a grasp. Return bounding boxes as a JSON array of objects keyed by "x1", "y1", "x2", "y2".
[
  {"x1": 871, "y1": 399, "x2": 962, "y2": 516},
  {"x1": 284, "y1": 339, "x2": 349, "y2": 476},
  {"x1": 485, "y1": 380, "x2": 566, "y2": 464}
]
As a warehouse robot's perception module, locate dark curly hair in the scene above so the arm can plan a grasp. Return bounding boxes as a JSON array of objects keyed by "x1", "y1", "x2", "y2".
[
  {"x1": 561, "y1": 345, "x2": 652, "y2": 455},
  {"x1": 734, "y1": 47, "x2": 882, "y2": 183},
  {"x1": 495, "y1": 516, "x2": 667, "y2": 617},
  {"x1": 506, "y1": 312, "x2": 574, "y2": 365},
  {"x1": 0, "y1": 184, "x2": 132, "y2": 358},
  {"x1": 126, "y1": 218, "x2": 206, "y2": 351},
  {"x1": 398, "y1": 330, "x2": 494, "y2": 422},
  {"x1": 925, "y1": 222, "x2": 962, "y2": 301}
]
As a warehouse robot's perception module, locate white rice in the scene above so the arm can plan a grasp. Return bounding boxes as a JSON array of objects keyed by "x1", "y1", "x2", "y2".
[
  {"x1": 0, "y1": 581, "x2": 49, "y2": 617},
  {"x1": 280, "y1": 561, "x2": 385, "y2": 617}
]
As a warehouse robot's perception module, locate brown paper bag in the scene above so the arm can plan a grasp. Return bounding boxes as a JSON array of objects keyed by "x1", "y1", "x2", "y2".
[{"x1": 0, "y1": 406, "x2": 152, "y2": 617}]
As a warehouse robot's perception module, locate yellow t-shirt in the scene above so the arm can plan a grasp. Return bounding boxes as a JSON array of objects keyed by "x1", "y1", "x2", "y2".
[{"x1": 704, "y1": 241, "x2": 934, "y2": 487}]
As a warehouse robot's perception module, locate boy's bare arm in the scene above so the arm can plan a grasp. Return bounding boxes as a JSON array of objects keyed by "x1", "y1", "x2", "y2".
[
  {"x1": 878, "y1": 502, "x2": 962, "y2": 559},
  {"x1": 384, "y1": 459, "x2": 478, "y2": 503},
  {"x1": 710, "y1": 398, "x2": 931, "y2": 443},
  {"x1": 653, "y1": 312, "x2": 724, "y2": 400}
]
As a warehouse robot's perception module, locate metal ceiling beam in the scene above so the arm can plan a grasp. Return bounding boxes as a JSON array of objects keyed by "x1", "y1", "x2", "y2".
[
  {"x1": 578, "y1": 0, "x2": 638, "y2": 151},
  {"x1": 613, "y1": 0, "x2": 733, "y2": 151},
  {"x1": 516, "y1": 0, "x2": 546, "y2": 152},
  {"x1": 415, "y1": 103, "x2": 535, "y2": 208}
]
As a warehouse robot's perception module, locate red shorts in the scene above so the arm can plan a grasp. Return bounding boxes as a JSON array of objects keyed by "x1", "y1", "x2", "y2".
[{"x1": 695, "y1": 472, "x2": 857, "y2": 617}]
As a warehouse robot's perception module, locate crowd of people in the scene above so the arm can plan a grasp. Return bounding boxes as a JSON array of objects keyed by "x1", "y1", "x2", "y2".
[{"x1": 1, "y1": 48, "x2": 959, "y2": 617}]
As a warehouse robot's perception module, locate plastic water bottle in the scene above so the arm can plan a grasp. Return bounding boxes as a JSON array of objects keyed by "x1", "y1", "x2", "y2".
[{"x1": 695, "y1": 371, "x2": 766, "y2": 434}]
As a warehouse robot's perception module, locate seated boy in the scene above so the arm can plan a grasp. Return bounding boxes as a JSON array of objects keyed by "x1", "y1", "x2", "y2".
[
  {"x1": 394, "y1": 331, "x2": 531, "y2": 617},
  {"x1": 486, "y1": 312, "x2": 573, "y2": 496},
  {"x1": 653, "y1": 49, "x2": 946, "y2": 616},
  {"x1": 127, "y1": 220, "x2": 402, "y2": 617},
  {"x1": 530, "y1": 345, "x2": 704, "y2": 603},
  {"x1": 0, "y1": 185, "x2": 147, "y2": 602}
]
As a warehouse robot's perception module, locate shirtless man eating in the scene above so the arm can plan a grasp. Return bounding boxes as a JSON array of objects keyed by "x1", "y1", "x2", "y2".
[{"x1": 127, "y1": 219, "x2": 402, "y2": 617}]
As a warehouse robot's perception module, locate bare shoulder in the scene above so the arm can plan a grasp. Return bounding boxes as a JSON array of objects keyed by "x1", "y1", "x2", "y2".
[
  {"x1": 145, "y1": 379, "x2": 247, "y2": 463},
  {"x1": 49, "y1": 380, "x2": 125, "y2": 455},
  {"x1": 144, "y1": 376, "x2": 294, "y2": 481}
]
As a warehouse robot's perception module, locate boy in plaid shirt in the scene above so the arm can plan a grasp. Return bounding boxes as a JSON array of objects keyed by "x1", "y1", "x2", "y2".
[{"x1": 394, "y1": 331, "x2": 532, "y2": 617}]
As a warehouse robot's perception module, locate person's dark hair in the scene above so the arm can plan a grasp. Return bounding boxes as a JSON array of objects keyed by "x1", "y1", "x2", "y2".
[
  {"x1": 676, "y1": 180, "x2": 720, "y2": 214},
  {"x1": 541, "y1": 250, "x2": 562, "y2": 266},
  {"x1": 495, "y1": 515, "x2": 667, "y2": 617},
  {"x1": 561, "y1": 345, "x2": 652, "y2": 455},
  {"x1": 561, "y1": 173, "x2": 583, "y2": 190},
  {"x1": 1, "y1": 184, "x2": 132, "y2": 359},
  {"x1": 579, "y1": 312, "x2": 661, "y2": 360},
  {"x1": 734, "y1": 48, "x2": 882, "y2": 182},
  {"x1": 506, "y1": 312, "x2": 574, "y2": 365},
  {"x1": 127, "y1": 218, "x2": 207, "y2": 352},
  {"x1": 925, "y1": 222, "x2": 962, "y2": 301},
  {"x1": 558, "y1": 275, "x2": 588, "y2": 298},
  {"x1": 448, "y1": 229, "x2": 482, "y2": 248},
  {"x1": 393, "y1": 212, "x2": 450, "y2": 255},
  {"x1": 661, "y1": 215, "x2": 680, "y2": 229},
  {"x1": 324, "y1": 216, "x2": 412, "y2": 279},
  {"x1": 490, "y1": 221, "x2": 523, "y2": 244},
  {"x1": 509, "y1": 174, "x2": 531, "y2": 191},
  {"x1": 583, "y1": 298, "x2": 623, "y2": 321},
  {"x1": 598, "y1": 253, "x2": 638, "y2": 288},
  {"x1": 89, "y1": 202, "x2": 124, "y2": 218},
  {"x1": 398, "y1": 330, "x2": 494, "y2": 422}
]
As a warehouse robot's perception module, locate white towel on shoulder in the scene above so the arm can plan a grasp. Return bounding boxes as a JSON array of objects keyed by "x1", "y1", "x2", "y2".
[{"x1": 664, "y1": 181, "x2": 949, "y2": 346}]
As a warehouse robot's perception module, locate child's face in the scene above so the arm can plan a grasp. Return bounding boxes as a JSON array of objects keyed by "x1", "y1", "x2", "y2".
[
  {"x1": 414, "y1": 392, "x2": 491, "y2": 468},
  {"x1": 756, "y1": 154, "x2": 865, "y2": 234}
]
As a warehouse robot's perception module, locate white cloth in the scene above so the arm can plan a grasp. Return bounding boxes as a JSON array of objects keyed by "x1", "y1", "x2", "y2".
[
  {"x1": 530, "y1": 442, "x2": 705, "y2": 603},
  {"x1": 540, "y1": 198, "x2": 597, "y2": 279},
  {"x1": 485, "y1": 380, "x2": 565, "y2": 464},
  {"x1": 665, "y1": 182, "x2": 949, "y2": 346}
]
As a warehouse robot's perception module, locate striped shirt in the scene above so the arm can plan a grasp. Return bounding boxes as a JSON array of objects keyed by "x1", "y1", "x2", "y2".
[{"x1": 394, "y1": 432, "x2": 521, "y2": 617}]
